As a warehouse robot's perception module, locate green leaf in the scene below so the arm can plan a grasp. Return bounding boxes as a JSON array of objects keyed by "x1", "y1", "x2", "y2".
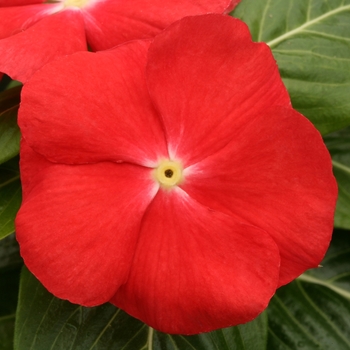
[
  {"x1": 153, "y1": 313, "x2": 267, "y2": 350},
  {"x1": 15, "y1": 266, "x2": 267, "y2": 350},
  {"x1": 0, "y1": 233, "x2": 22, "y2": 272},
  {"x1": 267, "y1": 230, "x2": 350, "y2": 349},
  {"x1": 0, "y1": 314, "x2": 16, "y2": 350},
  {"x1": 0, "y1": 75, "x2": 21, "y2": 92},
  {"x1": 324, "y1": 127, "x2": 350, "y2": 229},
  {"x1": 0, "y1": 157, "x2": 21, "y2": 239},
  {"x1": 233, "y1": 0, "x2": 350, "y2": 135},
  {"x1": 0, "y1": 86, "x2": 21, "y2": 164},
  {"x1": 0, "y1": 234, "x2": 22, "y2": 350}
]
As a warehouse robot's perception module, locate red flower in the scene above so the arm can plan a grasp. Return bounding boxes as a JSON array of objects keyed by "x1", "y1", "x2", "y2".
[
  {"x1": 16, "y1": 14, "x2": 337, "y2": 334},
  {"x1": 0, "y1": 0, "x2": 238, "y2": 83}
]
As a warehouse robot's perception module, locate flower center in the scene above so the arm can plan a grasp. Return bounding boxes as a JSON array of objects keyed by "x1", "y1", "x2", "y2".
[
  {"x1": 63, "y1": 0, "x2": 90, "y2": 8},
  {"x1": 154, "y1": 160, "x2": 183, "y2": 189}
]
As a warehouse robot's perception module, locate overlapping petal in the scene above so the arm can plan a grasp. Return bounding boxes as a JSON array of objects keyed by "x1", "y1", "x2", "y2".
[
  {"x1": 0, "y1": 0, "x2": 239, "y2": 81},
  {"x1": 181, "y1": 106, "x2": 337, "y2": 286},
  {"x1": 0, "y1": 0, "x2": 44, "y2": 6},
  {"x1": 146, "y1": 14, "x2": 291, "y2": 166},
  {"x1": 83, "y1": 0, "x2": 238, "y2": 50},
  {"x1": 0, "y1": 3, "x2": 59, "y2": 39},
  {"x1": 18, "y1": 140, "x2": 52, "y2": 202},
  {"x1": 16, "y1": 141, "x2": 159, "y2": 305},
  {"x1": 112, "y1": 188, "x2": 280, "y2": 334},
  {"x1": 18, "y1": 40, "x2": 168, "y2": 167},
  {"x1": 0, "y1": 10, "x2": 86, "y2": 82}
]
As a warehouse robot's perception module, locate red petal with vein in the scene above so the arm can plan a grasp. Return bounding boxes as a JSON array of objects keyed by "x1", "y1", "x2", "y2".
[
  {"x1": 0, "y1": 3, "x2": 59, "y2": 39},
  {"x1": 0, "y1": 10, "x2": 86, "y2": 83},
  {"x1": 112, "y1": 188, "x2": 280, "y2": 334},
  {"x1": 18, "y1": 140, "x2": 51, "y2": 201},
  {"x1": 0, "y1": 0, "x2": 44, "y2": 6},
  {"x1": 16, "y1": 141, "x2": 158, "y2": 305},
  {"x1": 146, "y1": 15, "x2": 291, "y2": 167},
  {"x1": 19, "y1": 40, "x2": 168, "y2": 166},
  {"x1": 181, "y1": 107, "x2": 337, "y2": 287},
  {"x1": 84, "y1": 0, "x2": 238, "y2": 50}
]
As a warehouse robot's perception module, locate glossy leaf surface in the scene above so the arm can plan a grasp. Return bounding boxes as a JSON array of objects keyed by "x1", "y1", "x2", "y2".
[
  {"x1": 233, "y1": 0, "x2": 350, "y2": 134},
  {"x1": 0, "y1": 86, "x2": 21, "y2": 164},
  {"x1": 325, "y1": 127, "x2": 350, "y2": 229},
  {"x1": 268, "y1": 230, "x2": 350, "y2": 349},
  {"x1": 15, "y1": 266, "x2": 267, "y2": 350},
  {"x1": 0, "y1": 234, "x2": 22, "y2": 350},
  {"x1": 0, "y1": 157, "x2": 21, "y2": 239}
]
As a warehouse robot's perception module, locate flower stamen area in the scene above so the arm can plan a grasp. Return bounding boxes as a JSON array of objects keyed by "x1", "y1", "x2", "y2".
[
  {"x1": 63, "y1": 0, "x2": 90, "y2": 8},
  {"x1": 154, "y1": 160, "x2": 183, "y2": 189}
]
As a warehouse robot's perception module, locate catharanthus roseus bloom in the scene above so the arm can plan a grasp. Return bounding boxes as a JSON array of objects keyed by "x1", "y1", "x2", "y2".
[
  {"x1": 16, "y1": 14, "x2": 337, "y2": 334},
  {"x1": 0, "y1": 0, "x2": 238, "y2": 83}
]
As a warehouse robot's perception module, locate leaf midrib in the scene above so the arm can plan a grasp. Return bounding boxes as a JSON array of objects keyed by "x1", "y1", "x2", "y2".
[
  {"x1": 0, "y1": 174, "x2": 20, "y2": 189},
  {"x1": 266, "y1": 4, "x2": 350, "y2": 47},
  {"x1": 332, "y1": 159, "x2": 350, "y2": 174},
  {"x1": 297, "y1": 273, "x2": 350, "y2": 300}
]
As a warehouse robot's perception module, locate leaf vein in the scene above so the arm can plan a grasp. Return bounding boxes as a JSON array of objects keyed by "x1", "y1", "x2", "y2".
[
  {"x1": 272, "y1": 294, "x2": 322, "y2": 345},
  {"x1": 302, "y1": 29, "x2": 350, "y2": 42},
  {"x1": 267, "y1": 4, "x2": 350, "y2": 47},
  {"x1": 258, "y1": 0, "x2": 272, "y2": 42},
  {"x1": 122, "y1": 324, "x2": 148, "y2": 350},
  {"x1": 29, "y1": 297, "x2": 57, "y2": 350},
  {"x1": 267, "y1": 328, "x2": 295, "y2": 350},
  {"x1": 298, "y1": 273, "x2": 350, "y2": 300},
  {"x1": 333, "y1": 160, "x2": 350, "y2": 175},
  {"x1": 88, "y1": 308, "x2": 121, "y2": 350},
  {"x1": 297, "y1": 281, "x2": 350, "y2": 347}
]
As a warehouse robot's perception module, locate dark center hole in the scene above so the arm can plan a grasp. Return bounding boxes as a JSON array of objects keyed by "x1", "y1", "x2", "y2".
[{"x1": 164, "y1": 169, "x2": 174, "y2": 178}]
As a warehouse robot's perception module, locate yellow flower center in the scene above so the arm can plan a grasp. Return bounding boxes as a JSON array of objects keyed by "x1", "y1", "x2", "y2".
[
  {"x1": 154, "y1": 160, "x2": 183, "y2": 189},
  {"x1": 63, "y1": 0, "x2": 90, "y2": 8}
]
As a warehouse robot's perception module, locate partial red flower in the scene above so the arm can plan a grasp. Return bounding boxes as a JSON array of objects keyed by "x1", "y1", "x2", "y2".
[
  {"x1": 16, "y1": 14, "x2": 337, "y2": 334},
  {"x1": 0, "y1": 0, "x2": 238, "y2": 83}
]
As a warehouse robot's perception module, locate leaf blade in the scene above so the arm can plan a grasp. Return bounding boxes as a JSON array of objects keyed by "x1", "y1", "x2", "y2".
[
  {"x1": 267, "y1": 230, "x2": 350, "y2": 349},
  {"x1": 0, "y1": 86, "x2": 21, "y2": 164},
  {"x1": 0, "y1": 157, "x2": 21, "y2": 239},
  {"x1": 15, "y1": 267, "x2": 267, "y2": 350},
  {"x1": 233, "y1": 0, "x2": 350, "y2": 134},
  {"x1": 0, "y1": 234, "x2": 22, "y2": 350},
  {"x1": 324, "y1": 127, "x2": 350, "y2": 229}
]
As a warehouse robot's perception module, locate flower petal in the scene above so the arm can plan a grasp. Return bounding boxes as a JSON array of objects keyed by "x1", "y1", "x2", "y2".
[
  {"x1": 146, "y1": 14, "x2": 291, "y2": 166},
  {"x1": 0, "y1": 3, "x2": 59, "y2": 39},
  {"x1": 16, "y1": 141, "x2": 159, "y2": 305},
  {"x1": 83, "y1": 0, "x2": 238, "y2": 50},
  {"x1": 19, "y1": 40, "x2": 168, "y2": 166},
  {"x1": 0, "y1": 10, "x2": 86, "y2": 82},
  {"x1": 18, "y1": 140, "x2": 51, "y2": 201},
  {"x1": 111, "y1": 188, "x2": 280, "y2": 334},
  {"x1": 0, "y1": 0, "x2": 44, "y2": 6},
  {"x1": 181, "y1": 106, "x2": 337, "y2": 286}
]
